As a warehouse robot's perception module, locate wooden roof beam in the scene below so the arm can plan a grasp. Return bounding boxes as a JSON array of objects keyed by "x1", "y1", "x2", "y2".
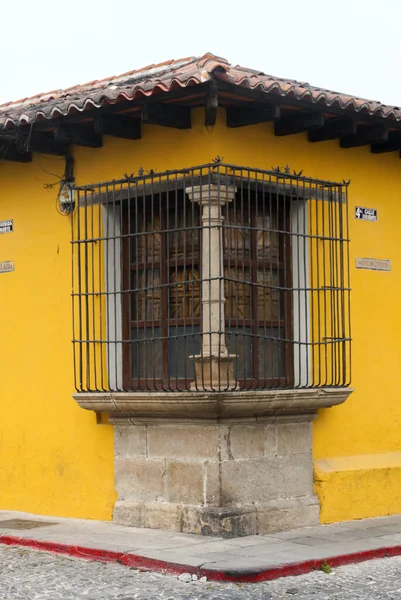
[
  {"x1": 0, "y1": 130, "x2": 69, "y2": 156},
  {"x1": 94, "y1": 114, "x2": 141, "y2": 140},
  {"x1": 0, "y1": 131, "x2": 17, "y2": 141},
  {"x1": 54, "y1": 123, "x2": 102, "y2": 148},
  {"x1": 141, "y1": 103, "x2": 191, "y2": 129},
  {"x1": 0, "y1": 142, "x2": 31, "y2": 162},
  {"x1": 205, "y1": 81, "x2": 218, "y2": 127},
  {"x1": 308, "y1": 117, "x2": 357, "y2": 142},
  {"x1": 371, "y1": 132, "x2": 401, "y2": 154},
  {"x1": 274, "y1": 111, "x2": 324, "y2": 136},
  {"x1": 29, "y1": 133, "x2": 70, "y2": 156},
  {"x1": 226, "y1": 103, "x2": 280, "y2": 127},
  {"x1": 340, "y1": 125, "x2": 388, "y2": 148}
]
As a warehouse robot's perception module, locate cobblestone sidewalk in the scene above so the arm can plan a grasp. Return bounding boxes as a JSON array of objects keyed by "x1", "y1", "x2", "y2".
[{"x1": 2, "y1": 546, "x2": 401, "y2": 599}]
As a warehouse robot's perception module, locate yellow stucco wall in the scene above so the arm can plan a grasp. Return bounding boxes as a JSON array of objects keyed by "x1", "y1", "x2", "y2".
[
  {"x1": 0, "y1": 107, "x2": 400, "y2": 522},
  {"x1": 0, "y1": 158, "x2": 115, "y2": 519}
]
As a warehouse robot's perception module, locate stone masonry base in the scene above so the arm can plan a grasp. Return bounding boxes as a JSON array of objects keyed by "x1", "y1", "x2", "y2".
[
  {"x1": 113, "y1": 497, "x2": 319, "y2": 538},
  {"x1": 112, "y1": 416, "x2": 320, "y2": 537}
]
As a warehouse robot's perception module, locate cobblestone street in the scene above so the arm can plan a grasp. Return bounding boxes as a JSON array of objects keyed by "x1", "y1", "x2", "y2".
[{"x1": 2, "y1": 546, "x2": 401, "y2": 600}]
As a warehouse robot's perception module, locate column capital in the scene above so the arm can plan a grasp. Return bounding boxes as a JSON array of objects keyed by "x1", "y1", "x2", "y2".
[{"x1": 186, "y1": 184, "x2": 237, "y2": 205}]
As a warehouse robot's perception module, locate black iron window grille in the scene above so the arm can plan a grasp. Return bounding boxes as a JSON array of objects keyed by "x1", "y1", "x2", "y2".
[{"x1": 71, "y1": 163, "x2": 351, "y2": 393}]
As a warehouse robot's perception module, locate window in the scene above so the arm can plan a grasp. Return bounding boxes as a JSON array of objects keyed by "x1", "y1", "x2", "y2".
[
  {"x1": 72, "y1": 164, "x2": 351, "y2": 393},
  {"x1": 123, "y1": 191, "x2": 201, "y2": 389},
  {"x1": 121, "y1": 189, "x2": 291, "y2": 390},
  {"x1": 223, "y1": 194, "x2": 292, "y2": 387}
]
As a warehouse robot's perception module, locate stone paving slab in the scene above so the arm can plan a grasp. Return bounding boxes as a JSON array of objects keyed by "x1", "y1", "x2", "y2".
[{"x1": 2, "y1": 509, "x2": 401, "y2": 581}]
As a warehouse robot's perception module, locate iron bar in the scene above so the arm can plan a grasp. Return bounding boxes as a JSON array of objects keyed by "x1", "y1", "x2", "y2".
[{"x1": 71, "y1": 163, "x2": 351, "y2": 392}]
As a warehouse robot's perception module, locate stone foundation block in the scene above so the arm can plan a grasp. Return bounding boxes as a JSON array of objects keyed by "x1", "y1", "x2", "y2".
[
  {"x1": 143, "y1": 501, "x2": 183, "y2": 531},
  {"x1": 204, "y1": 461, "x2": 220, "y2": 504},
  {"x1": 148, "y1": 424, "x2": 219, "y2": 459},
  {"x1": 113, "y1": 496, "x2": 320, "y2": 537},
  {"x1": 220, "y1": 458, "x2": 284, "y2": 504},
  {"x1": 283, "y1": 454, "x2": 314, "y2": 497},
  {"x1": 256, "y1": 497, "x2": 320, "y2": 534},
  {"x1": 182, "y1": 506, "x2": 258, "y2": 538},
  {"x1": 114, "y1": 425, "x2": 146, "y2": 458},
  {"x1": 112, "y1": 412, "x2": 323, "y2": 537},
  {"x1": 276, "y1": 421, "x2": 312, "y2": 455},
  {"x1": 115, "y1": 457, "x2": 165, "y2": 501},
  {"x1": 113, "y1": 500, "x2": 143, "y2": 527},
  {"x1": 167, "y1": 461, "x2": 204, "y2": 504},
  {"x1": 227, "y1": 424, "x2": 275, "y2": 459}
]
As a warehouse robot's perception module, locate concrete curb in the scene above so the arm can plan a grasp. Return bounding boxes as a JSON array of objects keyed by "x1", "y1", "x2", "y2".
[{"x1": 1, "y1": 534, "x2": 401, "y2": 583}]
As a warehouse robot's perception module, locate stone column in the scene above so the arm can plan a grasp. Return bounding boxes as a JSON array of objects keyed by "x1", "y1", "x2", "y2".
[{"x1": 186, "y1": 184, "x2": 237, "y2": 391}]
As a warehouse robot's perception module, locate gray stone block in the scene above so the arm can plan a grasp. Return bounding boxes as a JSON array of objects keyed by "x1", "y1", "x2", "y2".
[
  {"x1": 276, "y1": 422, "x2": 312, "y2": 456},
  {"x1": 147, "y1": 424, "x2": 219, "y2": 459},
  {"x1": 142, "y1": 501, "x2": 183, "y2": 532},
  {"x1": 113, "y1": 500, "x2": 143, "y2": 527},
  {"x1": 221, "y1": 458, "x2": 284, "y2": 504},
  {"x1": 167, "y1": 461, "x2": 204, "y2": 504},
  {"x1": 257, "y1": 497, "x2": 320, "y2": 534},
  {"x1": 227, "y1": 424, "x2": 275, "y2": 459},
  {"x1": 182, "y1": 506, "x2": 258, "y2": 538},
  {"x1": 283, "y1": 454, "x2": 314, "y2": 497},
  {"x1": 114, "y1": 425, "x2": 147, "y2": 458},
  {"x1": 204, "y1": 461, "x2": 220, "y2": 505},
  {"x1": 114, "y1": 457, "x2": 165, "y2": 501}
]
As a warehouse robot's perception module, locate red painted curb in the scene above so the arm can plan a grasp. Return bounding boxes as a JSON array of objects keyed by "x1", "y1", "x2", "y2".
[{"x1": 1, "y1": 534, "x2": 401, "y2": 583}]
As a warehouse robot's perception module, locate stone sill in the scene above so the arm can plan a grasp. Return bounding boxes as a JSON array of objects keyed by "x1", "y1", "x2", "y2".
[{"x1": 73, "y1": 388, "x2": 353, "y2": 420}]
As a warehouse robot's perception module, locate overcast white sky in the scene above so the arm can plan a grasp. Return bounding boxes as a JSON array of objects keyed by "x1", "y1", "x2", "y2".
[{"x1": 2, "y1": 0, "x2": 400, "y2": 107}]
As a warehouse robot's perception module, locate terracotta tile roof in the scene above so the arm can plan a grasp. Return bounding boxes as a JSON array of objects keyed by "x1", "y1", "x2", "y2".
[{"x1": 1, "y1": 53, "x2": 400, "y2": 128}]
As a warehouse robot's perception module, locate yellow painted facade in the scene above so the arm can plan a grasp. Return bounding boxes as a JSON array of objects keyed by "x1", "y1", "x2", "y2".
[{"x1": 0, "y1": 107, "x2": 400, "y2": 522}]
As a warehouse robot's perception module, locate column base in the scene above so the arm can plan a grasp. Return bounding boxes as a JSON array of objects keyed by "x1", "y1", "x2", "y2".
[{"x1": 190, "y1": 353, "x2": 238, "y2": 391}]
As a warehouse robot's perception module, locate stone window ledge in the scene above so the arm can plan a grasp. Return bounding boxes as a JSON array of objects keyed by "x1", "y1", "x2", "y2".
[{"x1": 73, "y1": 388, "x2": 353, "y2": 420}]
